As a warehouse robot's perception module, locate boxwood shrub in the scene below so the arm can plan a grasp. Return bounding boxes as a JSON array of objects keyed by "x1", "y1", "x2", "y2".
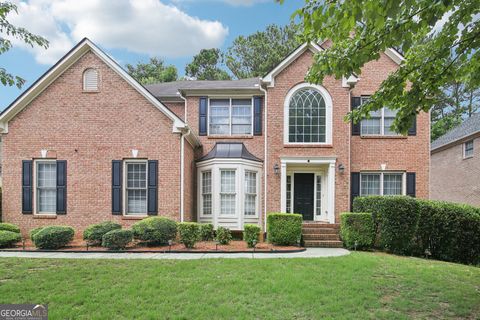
[
  {"x1": 215, "y1": 226, "x2": 232, "y2": 245},
  {"x1": 340, "y1": 212, "x2": 374, "y2": 249},
  {"x1": 29, "y1": 227, "x2": 44, "y2": 239},
  {"x1": 0, "y1": 230, "x2": 21, "y2": 248},
  {"x1": 178, "y1": 222, "x2": 200, "y2": 248},
  {"x1": 243, "y1": 224, "x2": 260, "y2": 248},
  {"x1": 0, "y1": 223, "x2": 20, "y2": 234},
  {"x1": 267, "y1": 213, "x2": 302, "y2": 246},
  {"x1": 132, "y1": 217, "x2": 177, "y2": 245},
  {"x1": 32, "y1": 226, "x2": 75, "y2": 250},
  {"x1": 102, "y1": 229, "x2": 133, "y2": 250},
  {"x1": 199, "y1": 223, "x2": 214, "y2": 241},
  {"x1": 83, "y1": 221, "x2": 122, "y2": 245}
]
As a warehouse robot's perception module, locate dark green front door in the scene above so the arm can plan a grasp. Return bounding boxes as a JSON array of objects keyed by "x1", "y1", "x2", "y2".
[{"x1": 294, "y1": 173, "x2": 314, "y2": 221}]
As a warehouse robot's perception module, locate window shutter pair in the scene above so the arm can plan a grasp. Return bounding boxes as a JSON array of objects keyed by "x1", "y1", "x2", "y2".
[
  {"x1": 111, "y1": 160, "x2": 158, "y2": 215},
  {"x1": 22, "y1": 160, "x2": 67, "y2": 214}
]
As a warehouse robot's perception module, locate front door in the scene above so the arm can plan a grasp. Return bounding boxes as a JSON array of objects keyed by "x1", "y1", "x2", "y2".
[{"x1": 294, "y1": 173, "x2": 314, "y2": 221}]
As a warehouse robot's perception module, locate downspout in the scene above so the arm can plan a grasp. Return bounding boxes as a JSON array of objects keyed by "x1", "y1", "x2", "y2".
[
  {"x1": 178, "y1": 90, "x2": 188, "y2": 122},
  {"x1": 259, "y1": 80, "x2": 268, "y2": 232},
  {"x1": 180, "y1": 132, "x2": 185, "y2": 222}
]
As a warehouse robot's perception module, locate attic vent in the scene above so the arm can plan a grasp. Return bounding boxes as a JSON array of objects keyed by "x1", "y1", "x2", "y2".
[{"x1": 83, "y1": 68, "x2": 98, "y2": 91}]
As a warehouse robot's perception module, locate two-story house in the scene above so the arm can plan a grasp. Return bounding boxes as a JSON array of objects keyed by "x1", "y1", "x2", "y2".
[{"x1": 0, "y1": 38, "x2": 430, "y2": 246}]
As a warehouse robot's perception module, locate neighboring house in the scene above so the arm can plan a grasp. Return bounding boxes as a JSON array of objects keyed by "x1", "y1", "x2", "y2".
[
  {"x1": 0, "y1": 38, "x2": 429, "y2": 243},
  {"x1": 431, "y1": 114, "x2": 480, "y2": 206}
]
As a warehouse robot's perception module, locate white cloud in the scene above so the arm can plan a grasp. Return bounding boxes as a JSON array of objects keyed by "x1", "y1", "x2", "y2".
[
  {"x1": 7, "y1": 0, "x2": 229, "y2": 65},
  {"x1": 223, "y1": 0, "x2": 269, "y2": 6}
]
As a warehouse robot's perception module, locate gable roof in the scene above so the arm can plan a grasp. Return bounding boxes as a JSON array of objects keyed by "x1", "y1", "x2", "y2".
[{"x1": 431, "y1": 113, "x2": 480, "y2": 151}]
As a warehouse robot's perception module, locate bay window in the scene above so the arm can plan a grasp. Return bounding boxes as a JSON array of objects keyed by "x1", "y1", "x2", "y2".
[
  {"x1": 209, "y1": 98, "x2": 253, "y2": 135},
  {"x1": 244, "y1": 171, "x2": 257, "y2": 216},
  {"x1": 201, "y1": 171, "x2": 212, "y2": 215},
  {"x1": 220, "y1": 170, "x2": 236, "y2": 215},
  {"x1": 360, "y1": 172, "x2": 404, "y2": 196}
]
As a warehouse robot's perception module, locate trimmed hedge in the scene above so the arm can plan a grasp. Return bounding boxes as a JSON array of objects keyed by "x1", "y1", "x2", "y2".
[
  {"x1": 0, "y1": 223, "x2": 20, "y2": 234},
  {"x1": 340, "y1": 212, "x2": 375, "y2": 249},
  {"x1": 132, "y1": 217, "x2": 177, "y2": 244},
  {"x1": 199, "y1": 223, "x2": 214, "y2": 241},
  {"x1": 102, "y1": 229, "x2": 133, "y2": 250},
  {"x1": 243, "y1": 224, "x2": 260, "y2": 248},
  {"x1": 29, "y1": 227, "x2": 44, "y2": 239},
  {"x1": 32, "y1": 226, "x2": 75, "y2": 250},
  {"x1": 83, "y1": 221, "x2": 122, "y2": 245},
  {"x1": 267, "y1": 213, "x2": 302, "y2": 246},
  {"x1": 0, "y1": 230, "x2": 21, "y2": 248},
  {"x1": 215, "y1": 227, "x2": 232, "y2": 245},
  {"x1": 178, "y1": 223, "x2": 200, "y2": 248}
]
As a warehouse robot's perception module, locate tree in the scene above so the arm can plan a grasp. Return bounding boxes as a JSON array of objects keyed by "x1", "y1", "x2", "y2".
[
  {"x1": 0, "y1": 2, "x2": 48, "y2": 88},
  {"x1": 126, "y1": 57, "x2": 177, "y2": 85},
  {"x1": 225, "y1": 23, "x2": 302, "y2": 79},
  {"x1": 287, "y1": 0, "x2": 480, "y2": 134},
  {"x1": 185, "y1": 48, "x2": 231, "y2": 80}
]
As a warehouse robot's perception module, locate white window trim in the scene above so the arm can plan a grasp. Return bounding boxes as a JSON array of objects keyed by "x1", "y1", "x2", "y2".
[
  {"x1": 33, "y1": 159, "x2": 57, "y2": 215},
  {"x1": 200, "y1": 170, "x2": 212, "y2": 216},
  {"x1": 123, "y1": 159, "x2": 148, "y2": 216},
  {"x1": 360, "y1": 96, "x2": 401, "y2": 136},
  {"x1": 244, "y1": 170, "x2": 258, "y2": 217},
  {"x1": 359, "y1": 171, "x2": 406, "y2": 196},
  {"x1": 283, "y1": 83, "x2": 333, "y2": 145},
  {"x1": 463, "y1": 140, "x2": 474, "y2": 159},
  {"x1": 219, "y1": 168, "x2": 237, "y2": 217},
  {"x1": 207, "y1": 97, "x2": 254, "y2": 136}
]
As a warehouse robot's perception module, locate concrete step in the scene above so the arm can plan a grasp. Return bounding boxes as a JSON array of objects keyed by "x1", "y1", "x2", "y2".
[
  {"x1": 302, "y1": 228, "x2": 339, "y2": 235},
  {"x1": 304, "y1": 240, "x2": 343, "y2": 248},
  {"x1": 302, "y1": 223, "x2": 340, "y2": 229},
  {"x1": 303, "y1": 233, "x2": 340, "y2": 241}
]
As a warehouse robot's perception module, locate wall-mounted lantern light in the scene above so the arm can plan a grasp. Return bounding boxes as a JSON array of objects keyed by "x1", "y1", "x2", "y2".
[
  {"x1": 338, "y1": 164, "x2": 345, "y2": 173},
  {"x1": 273, "y1": 163, "x2": 280, "y2": 175}
]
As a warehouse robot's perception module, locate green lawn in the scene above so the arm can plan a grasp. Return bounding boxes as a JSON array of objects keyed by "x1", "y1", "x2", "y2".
[{"x1": 0, "y1": 253, "x2": 478, "y2": 319}]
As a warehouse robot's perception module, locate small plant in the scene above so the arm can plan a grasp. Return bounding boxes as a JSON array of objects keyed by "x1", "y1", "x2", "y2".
[
  {"x1": 102, "y1": 229, "x2": 133, "y2": 250},
  {"x1": 243, "y1": 224, "x2": 261, "y2": 248},
  {"x1": 178, "y1": 222, "x2": 200, "y2": 248},
  {"x1": 267, "y1": 213, "x2": 302, "y2": 245},
  {"x1": 132, "y1": 217, "x2": 177, "y2": 245},
  {"x1": 216, "y1": 226, "x2": 232, "y2": 245},
  {"x1": 199, "y1": 223, "x2": 214, "y2": 241},
  {"x1": 0, "y1": 230, "x2": 22, "y2": 248},
  {"x1": 83, "y1": 221, "x2": 122, "y2": 245},
  {"x1": 0, "y1": 223, "x2": 20, "y2": 234},
  {"x1": 32, "y1": 226, "x2": 75, "y2": 250},
  {"x1": 340, "y1": 212, "x2": 375, "y2": 249},
  {"x1": 29, "y1": 227, "x2": 44, "y2": 239}
]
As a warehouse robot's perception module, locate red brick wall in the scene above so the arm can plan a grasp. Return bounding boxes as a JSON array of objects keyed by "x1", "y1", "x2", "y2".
[{"x1": 163, "y1": 101, "x2": 184, "y2": 120}]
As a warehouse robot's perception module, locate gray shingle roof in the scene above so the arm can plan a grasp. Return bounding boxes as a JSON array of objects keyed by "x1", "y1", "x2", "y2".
[
  {"x1": 145, "y1": 78, "x2": 261, "y2": 97},
  {"x1": 197, "y1": 142, "x2": 262, "y2": 162},
  {"x1": 431, "y1": 113, "x2": 480, "y2": 150}
]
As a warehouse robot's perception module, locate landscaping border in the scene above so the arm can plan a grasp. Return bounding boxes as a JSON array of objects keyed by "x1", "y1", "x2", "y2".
[{"x1": 0, "y1": 248, "x2": 306, "y2": 254}]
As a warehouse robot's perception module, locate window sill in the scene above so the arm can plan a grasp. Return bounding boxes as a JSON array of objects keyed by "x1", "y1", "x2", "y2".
[
  {"x1": 121, "y1": 215, "x2": 148, "y2": 220},
  {"x1": 360, "y1": 135, "x2": 407, "y2": 139},
  {"x1": 207, "y1": 135, "x2": 254, "y2": 139},
  {"x1": 33, "y1": 215, "x2": 57, "y2": 219},
  {"x1": 284, "y1": 144, "x2": 333, "y2": 148},
  {"x1": 82, "y1": 90, "x2": 100, "y2": 93},
  {"x1": 463, "y1": 156, "x2": 474, "y2": 160}
]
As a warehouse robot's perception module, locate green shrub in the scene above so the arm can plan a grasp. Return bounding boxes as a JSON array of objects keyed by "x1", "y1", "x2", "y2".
[
  {"x1": 32, "y1": 226, "x2": 74, "y2": 250},
  {"x1": 29, "y1": 227, "x2": 44, "y2": 239},
  {"x1": 199, "y1": 223, "x2": 214, "y2": 241},
  {"x1": 178, "y1": 223, "x2": 200, "y2": 248},
  {"x1": 340, "y1": 212, "x2": 375, "y2": 249},
  {"x1": 0, "y1": 230, "x2": 21, "y2": 248},
  {"x1": 102, "y1": 229, "x2": 133, "y2": 250},
  {"x1": 132, "y1": 217, "x2": 177, "y2": 244},
  {"x1": 83, "y1": 221, "x2": 122, "y2": 245},
  {"x1": 243, "y1": 224, "x2": 261, "y2": 248},
  {"x1": 0, "y1": 223, "x2": 20, "y2": 233},
  {"x1": 216, "y1": 226, "x2": 232, "y2": 245},
  {"x1": 267, "y1": 213, "x2": 302, "y2": 246}
]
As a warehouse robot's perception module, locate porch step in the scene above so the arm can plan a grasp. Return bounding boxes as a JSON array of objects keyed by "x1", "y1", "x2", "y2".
[
  {"x1": 302, "y1": 228, "x2": 339, "y2": 235},
  {"x1": 304, "y1": 240, "x2": 343, "y2": 248},
  {"x1": 302, "y1": 223, "x2": 340, "y2": 229},
  {"x1": 303, "y1": 233, "x2": 340, "y2": 241},
  {"x1": 301, "y1": 223, "x2": 343, "y2": 248}
]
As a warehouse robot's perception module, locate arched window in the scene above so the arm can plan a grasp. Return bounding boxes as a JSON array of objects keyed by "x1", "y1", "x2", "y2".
[{"x1": 83, "y1": 68, "x2": 98, "y2": 91}]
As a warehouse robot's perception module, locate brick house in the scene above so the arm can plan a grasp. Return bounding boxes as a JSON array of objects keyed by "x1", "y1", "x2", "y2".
[
  {"x1": 431, "y1": 114, "x2": 480, "y2": 206},
  {"x1": 0, "y1": 39, "x2": 430, "y2": 244}
]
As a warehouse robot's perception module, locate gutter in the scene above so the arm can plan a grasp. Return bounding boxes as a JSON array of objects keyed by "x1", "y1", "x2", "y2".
[{"x1": 259, "y1": 79, "x2": 268, "y2": 232}]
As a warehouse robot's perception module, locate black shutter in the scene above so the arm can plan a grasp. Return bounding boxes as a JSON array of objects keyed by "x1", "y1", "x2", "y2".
[
  {"x1": 22, "y1": 160, "x2": 33, "y2": 214},
  {"x1": 56, "y1": 160, "x2": 67, "y2": 214},
  {"x1": 147, "y1": 160, "x2": 158, "y2": 215},
  {"x1": 351, "y1": 97, "x2": 361, "y2": 135},
  {"x1": 112, "y1": 160, "x2": 122, "y2": 215},
  {"x1": 408, "y1": 116, "x2": 417, "y2": 136},
  {"x1": 199, "y1": 97, "x2": 208, "y2": 136},
  {"x1": 351, "y1": 172, "x2": 360, "y2": 211},
  {"x1": 253, "y1": 96, "x2": 262, "y2": 135},
  {"x1": 406, "y1": 172, "x2": 416, "y2": 197}
]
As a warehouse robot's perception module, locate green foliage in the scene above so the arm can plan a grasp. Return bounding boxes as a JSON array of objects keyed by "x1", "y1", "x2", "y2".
[
  {"x1": 83, "y1": 221, "x2": 122, "y2": 246},
  {"x1": 292, "y1": 0, "x2": 480, "y2": 134},
  {"x1": 29, "y1": 227, "x2": 44, "y2": 239},
  {"x1": 0, "y1": 223, "x2": 20, "y2": 233},
  {"x1": 225, "y1": 23, "x2": 302, "y2": 78},
  {"x1": 126, "y1": 57, "x2": 178, "y2": 85},
  {"x1": 243, "y1": 224, "x2": 261, "y2": 248},
  {"x1": 185, "y1": 48, "x2": 231, "y2": 80},
  {"x1": 199, "y1": 223, "x2": 214, "y2": 241},
  {"x1": 177, "y1": 223, "x2": 200, "y2": 249},
  {"x1": 215, "y1": 226, "x2": 232, "y2": 245},
  {"x1": 131, "y1": 217, "x2": 177, "y2": 245},
  {"x1": 101, "y1": 229, "x2": 133, "y2": 250},
  {"x1": 267, "y1": 213, "x2": 302, "y2": 246},
  {"x1": 340, "y1": 212, "x2": 375, "y2": 249},
  {"x1": 0, "y1": 230, "x2": 21, "y2": 248},
  {"x1": 32, "y1": 226, "x2": 74, "y2": 250}
]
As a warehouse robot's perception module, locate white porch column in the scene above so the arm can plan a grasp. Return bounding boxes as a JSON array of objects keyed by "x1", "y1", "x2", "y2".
[
  {"x1": 280, "y1": 162, "x2": 287, "y2": 212},
  {"x1": 327, "y1": 162, "x2": 336, "y2": 224}
]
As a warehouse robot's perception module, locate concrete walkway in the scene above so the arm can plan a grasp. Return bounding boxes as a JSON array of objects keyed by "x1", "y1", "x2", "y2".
[{"x1": 0, "y1": 248, "x2": 349, "y2": 260}]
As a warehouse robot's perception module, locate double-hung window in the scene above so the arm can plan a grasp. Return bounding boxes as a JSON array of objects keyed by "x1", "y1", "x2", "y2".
[
  {"x1": 36, "y1": 161, "x2": 57, "y2": 213},
  {"x1": 244, "y1": 171, "x2": 257, "y2": 216},
  {"x1": 220, "y1": 170, "x2": 236, "y2": 215},
  {"x1": 464, "y1": 140, "x2": 474, "y2": 158},
  {"x1": 360, "y1": 172, "x2": 404, "y2": 196},
  {"x1": 360, "y1": 96, "x2": 399, "y2": 136},
  {"x1": 201, "y1": 171, "x2": 212, "y2": 215},
  {"x1": 209, "y1": 98, "x2": 252, "y2": 135},
  {"x1": 126, "y1": 161, "x2": 147, "y2": 215}
]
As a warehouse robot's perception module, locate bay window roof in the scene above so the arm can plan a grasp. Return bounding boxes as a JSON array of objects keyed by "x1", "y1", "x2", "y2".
[{"x1": 197, "y1": 143, "x2": 262, "y2": 163}]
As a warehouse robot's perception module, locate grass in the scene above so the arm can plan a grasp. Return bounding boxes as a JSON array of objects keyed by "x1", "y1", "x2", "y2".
[{"x1": 0, "y1": 252, "x2": 478, "y2": 319}]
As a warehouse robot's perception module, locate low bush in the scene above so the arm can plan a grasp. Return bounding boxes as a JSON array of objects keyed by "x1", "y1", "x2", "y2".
[
  {"x1": 340, "y1": 212, "x2": 375, "y2": 249},
  {"x1": 132, "y1": 217, "x2": 177, "y2": 244},
  {"x1": 32, "y1": 226, "x2": 74, "y2": 250},
  {"x1": 178, "y1": 223, "x2": 200, "y2": 248},
  {"x1": 102, "y1": 229, "x2": 133, "y2": 250},
  {"x1": 0, "y1": 223, "x2": 20, "y2": 234},
  {"x1": 216, "y1": 227, "x2": 232, "y2": 245},
  {"x1": 0, "y1": 230, "x2": 21, "y2": 248},
  {"x1": 267, "y1": 213, "x2": 302, "y2": 246},
  {"x1": 29, "y1": 227, "x2": 44, "y2": 239},
  {"x1": 243, "y1": 224, "x2": 261, "y2": 248},
  {"x1": 199, "y1": 223, "x2": 214, "y2": 241},
  {"x1": 83, "y1": 221, "x2": 122, "y2": 245}
]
